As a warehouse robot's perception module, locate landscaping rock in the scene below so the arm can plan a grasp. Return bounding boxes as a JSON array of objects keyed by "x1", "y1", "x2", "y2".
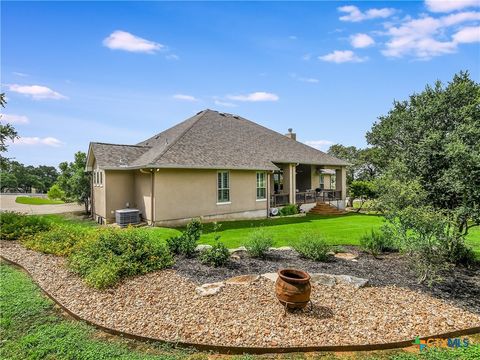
[
  {"x1": 261, "y1": 272, "x2": 278, "y2": 282},
  {"x1": 269, "y1": 246, "x2": 293, "y2": 251},
  {"x1": 195, "y1": 244, "x2": 212, "y2": 252},
  {"x1": 335, "y1": 275, "x2": 369, "y2": 288},
  {"x1": 225, "y1": 274, "x2": 259, "y2": 285},
  {"x1": 228, "y1": 246, "x2": 247, "y2": 254},
  {"x1": 195, "y1": 282, "x2": 225, "y2": 296},
  {"x1": 311, "y1": 273, "x2": 336, "y2": 287},
  {"x1": 334, "y1": 252, "x2": 358, "y2": 261}
]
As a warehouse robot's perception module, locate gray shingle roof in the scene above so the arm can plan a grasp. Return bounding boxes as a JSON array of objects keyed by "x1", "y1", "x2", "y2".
[{"x1": 89, "y1": 109, "x2": 349, "y2": 170}]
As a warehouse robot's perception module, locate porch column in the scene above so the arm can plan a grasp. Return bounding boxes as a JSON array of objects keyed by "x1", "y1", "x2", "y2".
[
  {"x1": 289, "y1": 163, "x2": 296, "y2": 204},
  {"x1": 335, "y1": 167, "x2": 346, "y2": 201}
]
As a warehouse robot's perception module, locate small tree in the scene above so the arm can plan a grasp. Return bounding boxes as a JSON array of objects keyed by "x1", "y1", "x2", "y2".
[
  {"x1": 47, "y1": 184, "x2": 65, "y2": 200},
  {"x1": 349, "y1": 180, "x2": 376, "y2": 212},
  {"x1": 56, "y1": 151, "x2": 91, "y2": 213}
]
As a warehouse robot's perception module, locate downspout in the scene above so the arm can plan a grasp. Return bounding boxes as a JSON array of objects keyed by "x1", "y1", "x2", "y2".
[
  {"x1": 266, "y1": 171, "x2": 271, "y2": 218},
  {"x1": 90, "y1": 173, "x2": 94, "y2": 220}
]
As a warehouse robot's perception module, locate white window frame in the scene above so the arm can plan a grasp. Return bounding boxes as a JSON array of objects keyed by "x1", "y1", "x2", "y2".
[
  {"x1": 99, "y1": 171, "x2": 103, "y2": 187},
  {"x1": 217, "y1": 171, "x2": 230, "y2": 204},
  {"x1": 256, "y1": 171, "x2": 266, "y2": 200}
]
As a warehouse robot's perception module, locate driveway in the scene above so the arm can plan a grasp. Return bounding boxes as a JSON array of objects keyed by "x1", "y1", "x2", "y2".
[{"x1": 0, "y1": 194, "x2": 84, "y2": 215}]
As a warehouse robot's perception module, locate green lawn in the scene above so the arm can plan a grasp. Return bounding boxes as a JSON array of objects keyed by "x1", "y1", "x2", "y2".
[
  {"x1": 42, "y1": 212, "x2": 480, "y2": 256},
  {"x1": 15, "y1": 196, "x2": 64, "y2": 205},
  {"x1": 1, "y1": 261, "x2": 479, "y2": 360}
]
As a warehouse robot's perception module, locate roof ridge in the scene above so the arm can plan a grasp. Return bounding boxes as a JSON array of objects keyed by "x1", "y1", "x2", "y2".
[
  {"x1": 91, "y1": 141, "x2": 150, "y2": 148},
  {"x1": 146, "y1": 110, "x2": 210, "y2": 166}
]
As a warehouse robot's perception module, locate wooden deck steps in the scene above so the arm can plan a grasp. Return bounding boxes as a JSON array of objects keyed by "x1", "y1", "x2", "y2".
[{"x1": 308, "y1": 202, "x2": 346, "y2": 215}]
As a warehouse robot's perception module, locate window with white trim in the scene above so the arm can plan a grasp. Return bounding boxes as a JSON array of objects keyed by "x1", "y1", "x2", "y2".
[
  {"x1": 256, "y1": 172, "x2": 266, "y2": 199},
  {"x1": 320, "y1": 174, "x2": 324, "y2": 190},
  {"x1": 217, "y1": 171, "x2": 230, "y2": 203},
  {"x1": 99, "y1": 171, "x2": 103, "y2": 186}
]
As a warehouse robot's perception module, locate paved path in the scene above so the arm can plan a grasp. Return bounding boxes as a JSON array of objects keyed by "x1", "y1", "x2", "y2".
[{"x1": 0, "y1": 194, "x2": 84, "y2": 215}]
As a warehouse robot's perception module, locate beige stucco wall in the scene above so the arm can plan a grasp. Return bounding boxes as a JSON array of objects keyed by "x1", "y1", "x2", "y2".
[
  {"x1": 104, "y1": 170, "x2": 134, "y2": 222},
  {"x1": 133, "y1": 170, "x2": 152, "y2": 222},
  {"x1": 154, "y1": 168, "x2": 267, "y2": 222},
  {"x1": 92, "y1": 160, "x2": 106, "y2": 220}
]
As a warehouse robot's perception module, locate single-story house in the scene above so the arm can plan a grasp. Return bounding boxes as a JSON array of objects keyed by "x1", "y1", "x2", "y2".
[{"x1": 86, "y1": 109, "x2": 349, "y2": 226}]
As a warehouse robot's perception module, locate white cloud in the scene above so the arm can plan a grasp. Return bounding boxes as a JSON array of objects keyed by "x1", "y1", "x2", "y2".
[
  {"x1": 425, "y1": 0, "x2": 480, "y2": 13},
  {"x1": 7, "y1": 84, "x2": 67, "y2": 100},
  {"x1": 453, "y1": 26, "x2": 480, "y2": 43},
  {"x1": 13, "y1": 72, "x2": 28, "y2": 77},
  {"x1": 351, "y1": 33, "x2": 375, "y2": 48},
  {"x1": 227, "y1": 92, "x2": 279, "y2": 102},
  {"x1": 338, "y1": 5, "x2": 396, "y2": 22},
  {"x1": 103, "y1": 30, "x2": 164, "y2": 53},
  {"x1": 289, "y1": 35, "x2": 297, "y2": 40},
  {"x1": 382, "y1": 11, "x2": 480, "y2": 59},
  {"x1": 165, "y1": 54, "x2": 179, "y2": 60},
  {"x1": 0, "y1": 113, "x2": 29, "y2": 124},
  {"x1": 172, "y1": 94, "x2": 198, "y2": 102},
  {"x1": 304, "y1": 140, "x2": 334, "y2": 151},
  {"x1": 319, "y1": 50, "x2": 367, "y2": 63},
  {"x1": 214, "y1": 99, "x2": 237, "y2": 107},
  {"x1": 12, "y1": 137, "x2": 64, "y2": 147}
]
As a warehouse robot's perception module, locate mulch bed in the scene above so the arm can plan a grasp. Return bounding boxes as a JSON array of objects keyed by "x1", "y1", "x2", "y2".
[
  {"x1": 173, "y1": 246, "x2": 480, "y2": 314},
  {"x1": 1, "y1": 240, "x2": 479, "y2": 349}
]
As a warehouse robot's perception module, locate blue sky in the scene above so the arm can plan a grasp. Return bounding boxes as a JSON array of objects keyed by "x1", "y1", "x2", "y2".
[{"x1": 2, "y1": 0, "x2": 479, "y2": 166}]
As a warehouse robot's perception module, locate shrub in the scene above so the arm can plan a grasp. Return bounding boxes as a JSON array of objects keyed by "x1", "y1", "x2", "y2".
[
  {"x1": 200, "y1": 242, "x2": 230, "y2": 267},
  {"x1": 359, "y1": 229, "x2": 396, "y2": 257},
  {"x1": 69, "y1": 228, "x2": 174, "y2": 289},
  {"x1": 244, "y1": 228, "x2": 273, "y2": 259},
  {"x1": 0, "y1": 212, "x2": 51, "y2": 241},
  {"x1": 293, "y1": 232, "x2": 332, "y2": 261},
  {"x1": 279, "y1": 204, "x2": 299, "y2": 216},
  {"x1": 22, "y1": 225, "x2": 90, "y2": 256},
  {"x1": 166, "y1": 218, "x2": 202, "y2": 257},
  {"x1": 200, "y1": 223, "x2": 230, "y2": 267},
  {"x1": 47, "y1": 184, "x2": 65, "y2": 200}
]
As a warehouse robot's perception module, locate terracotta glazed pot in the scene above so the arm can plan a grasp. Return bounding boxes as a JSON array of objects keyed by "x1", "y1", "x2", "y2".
[{"x1": 275, "y1": 269, "x2": 311, "y2": 309}]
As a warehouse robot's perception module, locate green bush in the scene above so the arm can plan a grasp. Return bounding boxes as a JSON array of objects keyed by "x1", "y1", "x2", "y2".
[
  {"x1": 293, "y1": 232, "x2": 332, "y2": 261},
  {"x1": 47, "y1": 184, "x2": 65, "y2": 200},
  {"x1": 359, "y1": 229, "x2": 396, "y2": 256},
  {"x1": 0, "y1": 212, "x2": 51, "y2": 241},
  {"x1": 166, "y1": 218, "x2": 202, "y2": 257},
  {"x1": 279, "y1": 204, "x2": 299, "y2": 216},
  {"x1": 22, "y1": 225, "x2": 90, "y2": 256},
  {"x1": 200, "y1": 222, "x2": 230, "y2": 267},
  {"x1": 244, "y1": 228, "x2": 273, "y2": 259},
  {"x1": 69, "y1": 228, "x2": 174, "y2": 289},
  {"x1": 200, "y1": 242, "x2": 230, "y2": 267}
]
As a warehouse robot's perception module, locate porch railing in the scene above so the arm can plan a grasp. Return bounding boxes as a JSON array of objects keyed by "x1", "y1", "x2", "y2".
[{"x1": 270, "y1": 190, "x2": 342, "y2": 207}]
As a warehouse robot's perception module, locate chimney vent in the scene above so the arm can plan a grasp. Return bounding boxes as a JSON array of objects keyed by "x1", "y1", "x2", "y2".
[{"x1": 285, "y1": 128, "x2": 296, "y2": 141}]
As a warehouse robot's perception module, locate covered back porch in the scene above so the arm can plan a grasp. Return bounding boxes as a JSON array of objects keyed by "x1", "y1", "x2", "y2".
[{"x1": 269, "y1": 163, "x2": 346, "y2": 209}]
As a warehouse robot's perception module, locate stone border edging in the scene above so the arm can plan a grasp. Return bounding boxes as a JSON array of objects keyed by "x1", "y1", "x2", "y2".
[{"x1": 1, "y1": 254, "x2": 479, "y2": 355}]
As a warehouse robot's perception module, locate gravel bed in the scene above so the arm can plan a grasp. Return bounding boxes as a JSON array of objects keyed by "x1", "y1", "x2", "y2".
[
  {"x1": 174, "y1": 247, "x2": 480, "y2": 314},
  {"x1": 1, "y1": 241, "x2": 479, "y2": 348}
]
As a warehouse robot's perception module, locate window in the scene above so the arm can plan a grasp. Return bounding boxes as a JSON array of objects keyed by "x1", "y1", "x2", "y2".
[
  {"x1": 330, "y1": 174, "x2": 336, "y2": 190},
  {"x1": 217, "y1": 171, "x2": 230, "y2": 203},
  {"x1": 93, "y1": 170, "x2": 103, "y2": 187},
  {"x1": 99, "y1": 171, "x2": 103, "y2": 186},
  {"x1": 256, "y1": 172, "x2": 266, "y2": 200},
  {"x1": 273, "y1": 170, "x2": 284, "y2": 193},
  {"x1": 319, "y1": 174, "x2": 324, "y2": 190}
]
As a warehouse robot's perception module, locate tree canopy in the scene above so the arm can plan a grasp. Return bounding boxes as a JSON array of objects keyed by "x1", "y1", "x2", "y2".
[
  {"x1": 367, "y1": 71, "x2": 480, "y2": 235},
  {"x1": 0, "y1": 92, "x2": 19, "y2": 168}
]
